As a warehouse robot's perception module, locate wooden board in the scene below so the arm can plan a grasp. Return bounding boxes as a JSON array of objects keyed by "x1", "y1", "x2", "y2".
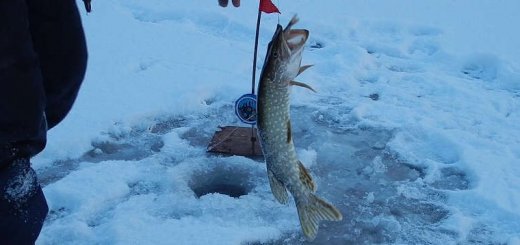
[{"x1": 207, "y1": 126, "x2": 263, "y2": 157}]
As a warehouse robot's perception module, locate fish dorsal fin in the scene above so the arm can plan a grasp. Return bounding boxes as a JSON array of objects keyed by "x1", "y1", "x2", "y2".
[
  {"x1": 268, "y1": 169, "x2": 289, "y2": 204},
  {"x1": 290, "y1": 81, "x2": 317, "y2": 93},
  {"x1": 298, "y1": 65, "x2": 313, "y2": 75},
  {"x1": 284, "y1": 15, "x2": 299, "y2": 32},
  {"x1": 298, "y1": 161, "x2": 317, "y2": 192}
]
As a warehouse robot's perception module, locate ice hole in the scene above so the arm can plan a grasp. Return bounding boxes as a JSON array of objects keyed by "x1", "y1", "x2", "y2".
[{"x1": 189, "y1": 164, "x2": 255, "y2": 198}]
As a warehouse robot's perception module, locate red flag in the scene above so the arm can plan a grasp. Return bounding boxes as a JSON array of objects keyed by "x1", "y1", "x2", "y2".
[{"x1": 259, "y1": 0, "x2": 280, "y2": 14}]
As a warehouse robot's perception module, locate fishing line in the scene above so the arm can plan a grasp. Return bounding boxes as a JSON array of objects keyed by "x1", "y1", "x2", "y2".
[{"x1": 277, "y1": 0, "x2": 280, "y2": 24}]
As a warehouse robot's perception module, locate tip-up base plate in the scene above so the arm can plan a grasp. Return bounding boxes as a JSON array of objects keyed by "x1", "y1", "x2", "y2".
[{"x1": 207, "y1": 126, "x2": 263, "y2": 157}]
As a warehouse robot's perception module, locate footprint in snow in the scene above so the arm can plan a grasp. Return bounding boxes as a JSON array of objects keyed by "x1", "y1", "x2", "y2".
[{"x1": 461, "y1": 54, "x2": 499, "y2": 81}]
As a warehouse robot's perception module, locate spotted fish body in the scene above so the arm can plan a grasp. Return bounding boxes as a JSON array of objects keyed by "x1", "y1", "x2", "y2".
[{"x1": 256, "y1": 16, "x2": 342, "y2": 241}]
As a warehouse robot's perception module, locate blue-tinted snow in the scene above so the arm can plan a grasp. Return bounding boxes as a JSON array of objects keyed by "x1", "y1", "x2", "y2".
[{"x1": 34, "y1": 1, "x2": 520, "y2": 244}]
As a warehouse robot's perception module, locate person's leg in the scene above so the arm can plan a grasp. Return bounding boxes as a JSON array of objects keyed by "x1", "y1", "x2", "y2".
[
  {"x1": 0, "y1": 0, "x2": 86, "y2": 242},
  {"x1": 0, "y1": 0, "x2": 47, "y2": 148},
  {"x1": 0, "y1": 1, "x2": 48, "y2": 241},
  {"x1": 0, "y1": 158, "x2": 48, "y2": 244},
  {"x1": 27, "y1": 0, "x2": 88, "y2": 129}
]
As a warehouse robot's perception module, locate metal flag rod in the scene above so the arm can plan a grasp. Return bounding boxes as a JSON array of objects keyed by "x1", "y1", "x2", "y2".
[
  {"x1": 251, "y1": 6, "x2": 262, "y2": 95},
  {"x1": 250, "y1": 1, "x2": 265, "y2": 154}
]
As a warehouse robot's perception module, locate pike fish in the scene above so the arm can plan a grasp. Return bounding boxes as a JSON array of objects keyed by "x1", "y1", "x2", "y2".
[{"x1": 256, "y1": 16, "x2": 343, "y2": 240}]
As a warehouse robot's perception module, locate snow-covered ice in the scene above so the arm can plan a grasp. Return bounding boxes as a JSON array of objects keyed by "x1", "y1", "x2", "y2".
[{"x1": 34, "y1": 0, "x2": 520, "y2": 244}]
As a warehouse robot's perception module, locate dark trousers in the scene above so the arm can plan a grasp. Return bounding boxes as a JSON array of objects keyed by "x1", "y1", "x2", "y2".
[
  {"x1": 0, "y1": 159, "x2": 48, "y2": 244},
  {"x1": 0, "y1": 0, "x2": 87, "y2": 243}
]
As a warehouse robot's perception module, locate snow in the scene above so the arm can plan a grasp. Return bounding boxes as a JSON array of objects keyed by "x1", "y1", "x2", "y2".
[{"x1": 34, "y1": 0, "x2": 520, "y2": 244}]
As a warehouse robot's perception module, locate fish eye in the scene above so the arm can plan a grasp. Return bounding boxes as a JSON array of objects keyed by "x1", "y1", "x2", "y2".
[{"x1": 273, "y1": 51, "x2": 278, "y2": 58}]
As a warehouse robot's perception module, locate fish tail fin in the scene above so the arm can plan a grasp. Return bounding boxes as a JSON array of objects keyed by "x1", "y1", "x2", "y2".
[{"x1": 296, "y1": 194, "x2": 343, "y2": 241}]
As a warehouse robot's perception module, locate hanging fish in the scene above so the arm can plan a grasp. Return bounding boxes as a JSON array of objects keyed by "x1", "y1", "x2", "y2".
[{"x1": 256, "y1": 15, "x2": 343, "y2": 241}]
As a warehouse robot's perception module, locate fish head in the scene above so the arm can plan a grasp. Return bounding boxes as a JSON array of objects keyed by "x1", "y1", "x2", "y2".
[{"x1": 263, "y1": 16, "x2": 309, "y2": 85}]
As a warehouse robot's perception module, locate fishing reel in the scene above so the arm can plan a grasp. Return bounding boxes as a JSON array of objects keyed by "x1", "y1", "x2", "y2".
[{"x1": 234, "y1": 94, "x2": 257, "y2": 125}]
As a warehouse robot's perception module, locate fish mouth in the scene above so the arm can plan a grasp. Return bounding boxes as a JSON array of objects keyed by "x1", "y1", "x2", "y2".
[
  {"x1": 283, "y1": 16, "x2": 309, "y2": 58},
  {"x1": 267, "y1": 16, "x2": 309, "y2": 61},
  {"x1": 285, "y1": 30, "x2": 308, "y2": 55}
]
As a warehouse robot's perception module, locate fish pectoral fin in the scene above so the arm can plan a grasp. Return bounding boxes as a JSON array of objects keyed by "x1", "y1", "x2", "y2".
[
  {"x1": 287, "y1": 120, "x2": 292, "y2": 143},
  {"x1": 268, "y1": 169, "x2": 289, "y2": 204},
  {"x1": 298, "y1": 161, "x2": 317, "y2": 192},
  {"x1": 290, "y1": 81, "x2": 317, "y2": 93},
  {"x1": 298, "y1": 65, "x2": 313, "y2": 75},
  {"x1": 297, "y1": 194, "x2": 343, "y2": 241}
]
